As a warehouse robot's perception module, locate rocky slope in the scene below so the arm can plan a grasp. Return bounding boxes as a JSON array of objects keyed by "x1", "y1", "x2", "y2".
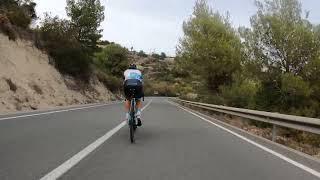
[{"x1": 0, "y1": 33, "x2": 115, "y2": 113}]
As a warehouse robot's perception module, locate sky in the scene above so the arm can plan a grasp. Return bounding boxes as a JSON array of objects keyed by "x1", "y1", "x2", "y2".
[{"x1": 34, "y1": 0, "x2": 320, "y2": 56}]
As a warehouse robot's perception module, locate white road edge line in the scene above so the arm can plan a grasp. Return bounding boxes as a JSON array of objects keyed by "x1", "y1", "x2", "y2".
[
  {"x1": 167, "y1": 100, "x2": 320, "y2": 178},
  {"x1": 0, "y1": 102, "x2": 120, "y2": 121},
  {"x1": 39, "y1": 99, "x2": 153, "y2": 180}
]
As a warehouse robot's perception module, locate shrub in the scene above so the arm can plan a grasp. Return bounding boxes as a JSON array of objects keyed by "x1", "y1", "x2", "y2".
[
  {"x1": 40, "y1": 16, "x2": 92, "y2": 78},
  {"x1": 95, "y1": 43, "x2": 128, "y2": 77},
  {"x1": 143, "y1": 80, "x2": 154, "y2": 96},
  {"x1": 151, "y1": 53, "x2": 161, "y2": 59},
  {"x1": 160, "y1": 52, "x2": 167, "y2": 60},
  {"x1": 96, "y1": 71, "x2": 122, "y2": 92},
  {"x1": 137, "y1": 50, "x2": 148, "y2": 57},
  {"x1": 219, "y1": 76, "x2": 260, "y2": 108},
  {"x1": 6, "y1": 6, "x2": 31, "y2": 28},
  {"x1": 280, "y1": 73, "x2": 312, "y2": 112},
  {"x1": 0, "y1": 14, "x2": 16, "y2": 40},
  {"x1": 1, "y1": 0, "x2": 37, "y2": 29}
]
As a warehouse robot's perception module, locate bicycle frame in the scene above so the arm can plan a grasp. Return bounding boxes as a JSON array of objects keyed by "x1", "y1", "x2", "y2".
[
  {"x1": 128, "y1": 90, "x2": 137, "y2": 143},
  {"x1": 129, "y1": 98, "x2": 136, "y2": 126}
]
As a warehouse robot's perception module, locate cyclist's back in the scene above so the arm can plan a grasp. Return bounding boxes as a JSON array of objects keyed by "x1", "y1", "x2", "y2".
[{"x1": 124, "y1": 68, "x2": 142, "y2": 81}]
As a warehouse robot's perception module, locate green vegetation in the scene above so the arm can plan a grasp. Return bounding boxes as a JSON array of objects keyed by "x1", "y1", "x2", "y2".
[
  {"x1": 94, "y1": 43, "x2": 129, "y2": 92},
  {"x1": 137, "y1": 50, "x2": 148, "y2": 57},
  {"x1": 1, "y1": 0, "x2": 319, "y2": 155},
  {"x1": 151, "y1": 53, "x2": 161, "y2": 59},
  {"x1": 0, "y1": 0, "x2": 129, "y2": 92},
  {"x1": 175, "y1": 0, "x2": 320, "y2": 118},
  {"x1": 1, "y1": 0, "x2": 107, "y2": 78},
  {"x1": 0, "y1": 0, "x2": 37, "y2": 40},
  {"x1": 176, "y1": 0, "x2": 241, "y2": 92},
  {"x1": 40, "y1": 15, "x2": 92, "y2": 78},
  {"x1": 95, "y1": 43, "x2": 128, "y2": 77},
  {"x1": 151, "y1": 52, "x2": 167, "y2": 60},
  {"x1": 160, "y1": 52, "x2": 167, "y2": 60},
  {"x1": 0, "y1": 0, "x2": 37, "y2": 29},
  {"x1": 66, "y1": 0, "x2": 105, "y2": 54},
  {"x1": 171, "y1": 0, "x2": 320, "y2": 152},
  {"x1": 41, "y1": 0, "x2": 105, "y2": 78},
  {"x1": 2, "y1": 0, "x2": 320, "y2": 120}
]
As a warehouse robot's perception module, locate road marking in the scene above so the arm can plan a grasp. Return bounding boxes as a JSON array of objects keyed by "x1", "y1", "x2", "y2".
[
  {"x1": 39, "y1": 99, "x2": 153, "y2": 180},
  {"x1": 167, "y1": 100, "x2": 320, "y2": 178},
  {"x1": 0, "y1": 102, "x2": 120, "y2": 121}
]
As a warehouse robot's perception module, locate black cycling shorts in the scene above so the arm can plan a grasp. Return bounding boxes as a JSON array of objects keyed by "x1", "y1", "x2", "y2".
[{"x1": 123, "y1": 79, "x2": 144, "y2": 99}]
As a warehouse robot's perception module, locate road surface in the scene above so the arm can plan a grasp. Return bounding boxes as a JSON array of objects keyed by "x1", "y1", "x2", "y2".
[{"x1": 0, "y1": 98, "x2": 319, "y2": 180}]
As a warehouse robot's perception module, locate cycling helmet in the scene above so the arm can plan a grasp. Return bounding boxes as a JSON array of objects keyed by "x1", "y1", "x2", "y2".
[{"x1": 128, "y1": 63, "x2": 137, "y2": 69}]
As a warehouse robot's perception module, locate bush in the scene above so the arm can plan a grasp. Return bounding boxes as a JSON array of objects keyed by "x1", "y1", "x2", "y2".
[
  {"x1": 1, "y1": 0, "x2": 36, "y2": 29},
  {"x1": 144, "y1": 80, "x2": 177, "y2": 96},
  {"x1": 98, "y1": 40, "x2": 110, "y2": 46},
  {"x1": 160, "y1": 52, "x2": 167, "y2": 60},
  {"x1": 143, "y1": 80, "x2": 154, "y2": 96},
  {"x1": 219, "y1": 76, "x2": 260, "y2": 108},
  {"x1": 255, "y1": 80, "x2": 282, "y2": 112},
  {"x1": 7, "y1": 7, "x2": 31, "y2": 28},
  {"x1": 53, "y1": 46, "x2": 92, "y2": 78},
  {"x1": 94, "y1": 43, "x2": 128, "y2": 77},
  {"x1": 137, "y1": 50, "x2": 148, "y2": 57},
  {"x1": 96, "y1": 71, "x2": 122, "y2": 92},
  {"x1": 40, "y1": 16, "x2": 92, "y2": 78},
  {"x1": 280, "y1": 73, "x2": 312, "y2": 111},
  {"x1": 0, "y1": 0, "x2": 36, "y2": 39},
  {"x1": 151, "y1": 53, "x2": 161, "y2": 59},
  {"x1": 0, "y1": 14, "x2": 16, "y2": 40}
]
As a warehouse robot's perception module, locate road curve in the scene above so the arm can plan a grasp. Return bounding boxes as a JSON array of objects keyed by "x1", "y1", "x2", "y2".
[{"x1": 0, "y1": 98, "x2": 319, "y2": 180}]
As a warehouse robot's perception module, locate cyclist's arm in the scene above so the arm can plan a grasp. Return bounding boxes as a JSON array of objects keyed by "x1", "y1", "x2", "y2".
[{"x1": 123, "y1": 70, "x2": 128, "y2": 80}]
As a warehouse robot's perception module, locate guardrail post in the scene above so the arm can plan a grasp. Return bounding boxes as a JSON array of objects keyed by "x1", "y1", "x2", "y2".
[{"x1": 272, "y1": 125, "x2": 277, "y2": 142}]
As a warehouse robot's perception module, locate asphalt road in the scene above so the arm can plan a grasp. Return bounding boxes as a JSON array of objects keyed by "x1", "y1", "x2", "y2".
[{"x1": 0, "y1": 98, "x2": 319, "y2": 180}]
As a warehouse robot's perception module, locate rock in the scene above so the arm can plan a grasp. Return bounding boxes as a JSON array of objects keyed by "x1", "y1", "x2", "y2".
[{"x1": 0, "y1": 78, "x2": 10, "y2": 93}]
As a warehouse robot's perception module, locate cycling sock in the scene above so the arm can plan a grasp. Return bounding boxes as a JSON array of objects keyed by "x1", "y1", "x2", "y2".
[{"x1": 136, "y1": 109, "x2": 141, "y2": 119}]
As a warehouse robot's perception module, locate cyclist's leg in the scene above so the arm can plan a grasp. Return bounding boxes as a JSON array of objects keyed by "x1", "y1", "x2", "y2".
[
  {"x1": 136, "y1": 99, "x2": 142, "y2": 108},
  {"x1": 123, "y1": 80, "x2": 131, "y2": 122},
  {"x1": 136, "y1": 99, "x2": 142, "y2": 117},
  {"x1": 124, "y1": 99, "x2": 130, "y2": 121},
  {"x1": 135, "y1": 82, "x2": 143, "y2": 119},
  {"x1": 135, "y1": 99, "x2": 142, "y2": 126},
  {"x1": 136, "y1": 82, "x2": 144, "y2": 124}
]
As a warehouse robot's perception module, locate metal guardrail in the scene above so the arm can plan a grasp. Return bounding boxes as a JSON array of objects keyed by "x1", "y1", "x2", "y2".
[{"x1": 171, "y1": 98, "x2": 320, "y2": 141}]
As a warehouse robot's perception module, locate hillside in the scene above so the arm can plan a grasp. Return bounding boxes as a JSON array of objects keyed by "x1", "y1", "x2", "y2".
[
  {"x1": 127, "y1": 52, "x2": 182, "y2": 96},
  {"x1": 0, "y1": 33, "x2": 115, "y2": 113}
]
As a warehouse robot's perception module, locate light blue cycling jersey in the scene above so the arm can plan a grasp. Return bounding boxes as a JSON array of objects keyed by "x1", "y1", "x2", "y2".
[{"x1": 124, "y1": 69, "x2": 143, "y2": 81}]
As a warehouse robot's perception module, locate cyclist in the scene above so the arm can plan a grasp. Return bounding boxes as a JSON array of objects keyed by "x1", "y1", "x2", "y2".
[{"x1": 123, "y1": 64, "x2": 144, "y2": 126}]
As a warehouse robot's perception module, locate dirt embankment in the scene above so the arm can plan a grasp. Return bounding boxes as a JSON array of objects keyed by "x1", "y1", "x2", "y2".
[{"x1": 0, "y1": 33, "x2": 116, "y2": 113}]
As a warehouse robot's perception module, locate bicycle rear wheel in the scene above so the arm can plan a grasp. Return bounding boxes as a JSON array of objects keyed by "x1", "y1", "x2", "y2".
[
  {"x1": 129, "y1": 99, "x2": 136, "y2": 143},
  {"x1": 130, "y1": 122, "x2": 135, "y2": 143}
]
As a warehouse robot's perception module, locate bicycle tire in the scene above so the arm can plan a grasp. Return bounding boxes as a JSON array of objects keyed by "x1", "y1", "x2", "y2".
[
  {"x1": 130, "y1": 123, "x2": 135, "y2": 143},
  {"x1": 129, "y1": 98, "x2": 136, "y2": 143}
]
